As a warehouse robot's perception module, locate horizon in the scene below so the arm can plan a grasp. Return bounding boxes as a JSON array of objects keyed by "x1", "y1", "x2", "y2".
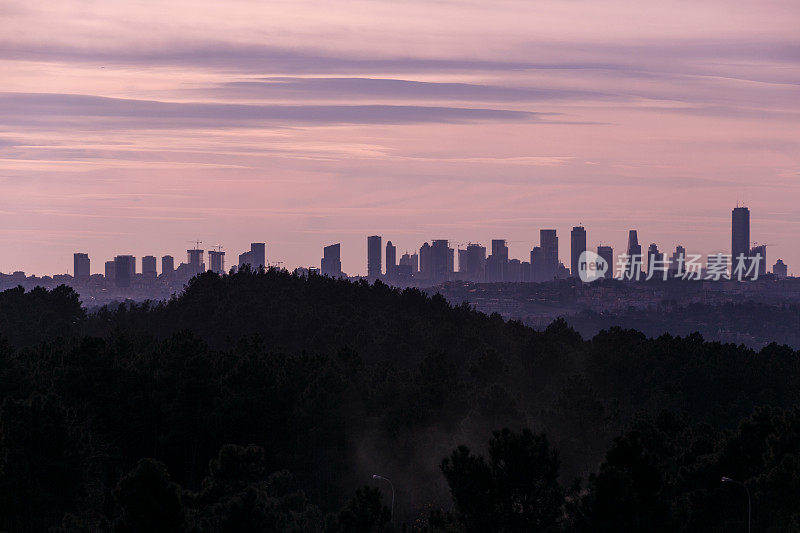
[{"x1": 2, "y1": 0, "x2": 798, "y2": 276}]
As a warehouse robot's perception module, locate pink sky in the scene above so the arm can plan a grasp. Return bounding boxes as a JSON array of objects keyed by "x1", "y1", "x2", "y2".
[{"x1": 1, "y1": 0, "x2": 798, "y2": 276}]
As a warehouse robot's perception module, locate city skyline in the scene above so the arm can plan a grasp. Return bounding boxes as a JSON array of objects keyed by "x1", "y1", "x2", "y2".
[{"x1": 1, "y1": 1, "x2": 798, "y2": 277}]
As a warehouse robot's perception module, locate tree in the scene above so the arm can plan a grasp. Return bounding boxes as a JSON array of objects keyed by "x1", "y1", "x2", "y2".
[{"x1": 113, "y1": 458, "x2": 185, "y2": 533}]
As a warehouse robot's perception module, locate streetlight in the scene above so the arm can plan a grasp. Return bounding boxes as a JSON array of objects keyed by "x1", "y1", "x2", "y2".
[
  {"x1": 372, "y1": 474, "x2": 395, "y2": 520},
  {"x1": 721, "y1": 476, "x2": 751, "y2": 533}
]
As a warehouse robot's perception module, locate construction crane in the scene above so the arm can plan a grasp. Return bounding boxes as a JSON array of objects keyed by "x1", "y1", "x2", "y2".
[{"x1": 186, "y1": 239, "x2": 203, "y2": 250}]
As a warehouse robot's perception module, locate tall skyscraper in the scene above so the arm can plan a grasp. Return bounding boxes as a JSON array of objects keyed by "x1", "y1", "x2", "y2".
[
  {"x1": 367, "y1": 235, "x2": 382, "y2": 278},
  {"x1": 570, "y1": 226, "x2": 586, "y2": 278},
  {"x1": 540, "y1": 230, "x2": 559, "y2": 281},
  {"x1": 410, "y1": 253, "x2": 419, "y2": 274},
  {"x1": 732, "y1": 206, "x2": 750, "y2": 265},
  {"x1": 142, "y1": 255, "x2": 157, "y2": 277},
  {"x1": 162, "y1": 255, "x2": 175, "y2": 276},
  {"x1": 250, "y1": 243, "x2": 266, "y2": 270},
  {"x1": 465, "y1": 243, "x2": 487, "y2": 281},
  {"x1": 321, "y1": 243, "x2": 342, "y2": 277},
  {"x1": 114, "y1": 255, "x2": 134, "y2": 288},
  {"x1": 73, "y1": 253, "x2": 90, "y2": 279},
  {"x1": 487, "y1": 239, "x2": 509, "y2": 283},
  {"x1": 208, "y1": 250, "x2": 225, "y2": 274},
  {"x1": 530, "y1": 246, "x2": 544, "y2": 282},
  {"x1": 430, "y1": 240, "x2": 452, "y2": 283},
  {"x1": 597, "y1": 245, "x2": 614, "y2": 279},
  {"x1": 187, "y1": 248, "x2": 205, "y2": 275},
  {"x1": 669, "y1": 246, "x2": 686, "y2": 278},
  {"x1": 749, "y1": 244, "x2": 767, "y2": 277},
  {"x1": 385, "y1": 241, "x2": 397, "y2": 278}
]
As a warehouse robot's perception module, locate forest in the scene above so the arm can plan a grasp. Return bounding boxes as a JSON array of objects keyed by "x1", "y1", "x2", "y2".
[{"x1": 0, "y1": 268, "x2": 799, "y2": 531}]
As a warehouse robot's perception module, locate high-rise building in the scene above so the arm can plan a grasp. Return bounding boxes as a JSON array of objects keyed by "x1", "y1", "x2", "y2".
[
  {"x1": 570, "y1": 226, "x2": 586, "y2": 278},
  {"x1": 669, "y1": 246, "x2": 686, "y2": 278},
  {"x1": 626, "y1": 230, "x2": 642, "y2": 278},
  {"x1": 464, "y1": 243, "x2": 487, "y2": 281},
  {"x1": 104, "y1": 260, "x2": 115, "y2": 280},
  {"x1": 162, "y1": 255, "x2": 174, "y2": 276},
  {"x1": 321, "y1": 243, "x2": 342, "y2": 277},
  {"x1": 73, "y1": 253, "x2": 90, "y2": 279},
  {"x1": 208, "y1": 250, "x2": 225, "y2": 274},
  {"x1": 367, "y1": 235, "x2": 382, "y2": 278},
  {"x1": 410, "y1": 253, "x2": 419, "y2": 274},
  {"x1": 430, "y1": 240, "x2": 452, "y2": 283},
  {"x1": 487, "y1": 239, "x2": 509, "y2": 282},
  {"x1": 250, "y1": 243, "x2": 266, "y2": 270},
  {"x1": 187, "y1": 248, "x2": 205, "y2": 275},
  {"x1": 732, "y1": 206, "x2": 750, "y2": 267},
  {"x1": 114, "y1": 255, "x2": 135, "y2": 288},
  {"x1": 399, "y1": 252, "x2": 418, "y2": 276},
  {"x1": 597, "y1": 245, "x2": 614, "y2": 279},
  {"x1": 773, "y1": 259, "x2": 788, "y2": 278},
  {"x1": 540, "y1": 230, "x2": 559, "y2": 281},
  {"x1": 749, "y1": 244, "x2": 767, "y2": 277},
  {"x1": 419, "y1": 242, "x2": 432, "y2": 279},
  {"x1": 142, "y1": 255, "x2": 157, "y2": 277},
  {"x1": 385, "y1": 241, "x2": 397, "y2": 279},
  {"x1": 238, "y1": 251, "x2": 253, "y2": 270},
  {"x1": 646, "y1": 243, "x2": 661, "y2": 277},
  {"x1": 530, "y1": 246, "x2": 544, "y2": 282}
]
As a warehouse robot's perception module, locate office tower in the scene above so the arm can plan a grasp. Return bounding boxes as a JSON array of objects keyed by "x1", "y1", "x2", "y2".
[
  {"x1": 367, "y1": 235, "x2": 382, "y2": 278},
  {"x1": 208, "y1": 250, "x2": 225, "y2": 274},
  {"x1": 732, "y1": 206, "x2": 750, "y2": 265},
  {"x1": 385, "y1": 241, "x2": 397, "y2": 278},
  {"x1": 626, "y1": 230, "x2": 642, "y2": 278},
  {"x1": 597, "y1": 245, "x2": 614, "y2": 279},
  {"x1": 507, "y1": 259, "x2": 521, "y2": 282},
  {"x1": 142, "y1": 255, "x2": 157, "y2": 277},
  {"x1": 749, "y1": 244, "x2": 767, "y2": 277},
  {"x1": 430, "y1": 240, "x2": 452, "y2": 283},
  {"x1": 73, "y1": 253, "x2": 90, "y2": 279},
  {"x1": 773, "y1": 259, "x2": 787, "y2": 278},
  {"x1": 570, "y1": 226, "x2": 586, "y2": 278},
  {"x1": 238, "y1": 250, "x2": 253, "y2": 270},
  {"x1": 114, "y1": 255, "x2": 134, "y2": 288},
  {"x1": 530, "y1": 246, "x2": 544, "y2": 282},
  {"x1": 521, "y1": 261, "x2": 532, "y2": 282},
  {"x1": 486, "y1": 239, "x2": 509, "y2": 283},
  {"x1": 458, "y1": 248, "x2": 468, "y2": 275},
  {"x1": 465, "y1": 243, "x2": 487, "y2": 281},
  {"x1": 162, "y1": 255, "x2": 174, "y2": 276},
  {"x1": 187, "y1": 248, "x2": 205, "y2": 275},
  {"x1": 399, "y1": 252, "x2": 417, "y2": 276},
  {"x1": 540, "y1": 230, "x2": 559, "y2": 281},
  {"x1": 104, "y1": 260, "x2": 115, "y2": 280},
  {"x1": 646, "y1": 243, "x2": 660, "y2": 276},
  {"x1": 447, "y1": 246, "x2": 455, "y2": 275},
  {"x1": 410, "y1": 253, "x2": 419, "y2": 274},
  {"x1": 250, "y1": 243, "x2": 266, "y2": 270},
  {"x1": 321, "y1": 243, "x2": 342, "y2": 277},
  {"x1": 669, "y1": 246, "x2": 686, "y2": 278},
  {"x1": 419, "y1": 242, "x2": 432, "y2": 278}
]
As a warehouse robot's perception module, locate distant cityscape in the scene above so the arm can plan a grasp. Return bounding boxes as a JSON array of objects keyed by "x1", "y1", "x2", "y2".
[{"x1": 0, "y1": 205, "x2": 793, "y2": 307}]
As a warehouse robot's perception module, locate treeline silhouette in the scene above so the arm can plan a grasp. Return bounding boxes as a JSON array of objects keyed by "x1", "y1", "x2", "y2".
[{"x1": 1, "y1": 268, "x2": 799, "y2": 531}]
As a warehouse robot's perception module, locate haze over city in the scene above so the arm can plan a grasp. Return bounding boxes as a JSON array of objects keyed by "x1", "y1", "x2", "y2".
[{"x1": 1, "y1": 0, "x2": 799, "y2": 276}]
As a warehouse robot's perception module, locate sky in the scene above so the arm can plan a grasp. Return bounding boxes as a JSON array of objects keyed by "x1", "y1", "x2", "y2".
[{"x1": 1, "y1": 0, "x2": 798, "y2": 276}]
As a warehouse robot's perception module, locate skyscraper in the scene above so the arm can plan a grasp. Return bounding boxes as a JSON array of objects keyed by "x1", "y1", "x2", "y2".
[
  {"x1": 530, "y1": 246, "x2": 544, "y2": 282},
  {"x1": 669, "y1": 246, "x2": 686, "y2": 278},
  {"x1": 114, "y1": 255, "x2": 134, "y2": 288},
  {"x1": 597, "y1": 245, "x2": 614, "y2": 279},
  {"x1": 187, "y1": 248, "x2": 205, "y2": 275},
  {"x1": 250, "y1": 243, "x2": 266, "y2": 270},
  {"x1": 465, "y1": 243, "x2": 487, "y2": 281},
  {"x1": 142, "y1": 255, "x2": 157, "y2": 277},
  {"x1": 419, "y1": 242, "x2": 431, "y2": 279},
  {"x1": 570, "y1": 226, "x2": 586, "y2": 278},
  {"x1": 321, "y1": 243, "x2": 342, "y2": 277},
  {"x1": 732, "y1": 206, "x2": 750, "y2": 266},
  {"x1": 430, "y1": 240, "x2": 452, "y2": 283},
  {"x1": 208, "y1": 250, "x2": 225, "y2": 274},
  {"x1": 749, "y1": 244, "x2": 767, "y2": 277},
  {"x1": 162, "y1": 255, "x2": 174, "y2": 276},
  {"x1": 104, "y1": 260, "x2": 115, "y2": 280},
  {"x1": 367, "y1": 235, "x2": 382, "y2": 278},
  {"x1": 487, "y1": 239, "x2": 509, "y2": 283},
  {"x1": 385, "y1": 240, "x2": 397, "y2": 279},
  {"x1": 540, "y1": 230, "x2": 559, "y2": 281},
  {"x1": 73, "y1": 253, "x2": 90, "y2": 279}
]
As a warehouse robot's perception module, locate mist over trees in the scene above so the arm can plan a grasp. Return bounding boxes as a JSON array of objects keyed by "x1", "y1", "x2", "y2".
[{"x1": 0, "y1": 268, "x2": 799, "y2": 530}]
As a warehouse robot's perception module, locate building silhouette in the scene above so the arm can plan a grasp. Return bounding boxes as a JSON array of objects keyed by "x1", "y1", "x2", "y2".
[
  {"x1": 208, "y1": 250, "x2": 225, "y2": 274},
  {"x1": 626, "y1": 230, "x2": 642, "y2": 278},
  {"x1": 773, "y1": 259, "x2": 788, "y2": 278},
  {"x1": 142, "y1": 255, "x2": 157, "y2": 278},
  {"x1": 114, "y1": 255, "x2": 135, "y2": 288},
  {"x1": 540, "y1": 230, "x2": 559, "y2": 281},
  {"x1": 646, "y1": 243, "x2": 662, "y2": 277},
  {"x1": 104, "y1": 260, "x2": 115, "y2": 280},
  {"x1": 732, "y1": 206, "x2": 750, "y2": 264},
  {"x1": 321, "y1": 243, "x2": 342, "y2": 277},
  {"x1": 597, "y1": 245, "x2": 614, "y2": 279},
  {"x1": 530, "y1": 246, "x2": 544, "y2": 282},
  {"x1": 570, "y1": 226, "x2": 586, "y2": 278},
  {"x1": 187, "y1": 248, "x2": 205, "y2": 275},
  {"x1": 162, "y1": 255, "x2": 174, "y2": 276},
  {"x1": 669, "y1": 246, "x2": 686, "y2": 278},
  {"x1": 250, "y1": 243, "x2": 266, "y2": 270},
  {"x1": 464, "y1": 243, "x2": 486, "y2": 281},
  {"x1": 367, "y1": 235, "x2": 382, "y2": 278},
  {"x1": 486, "y1": 239, "x2": 509, "y2": 282},
  {"x1": 73, "y1": 253, "x2": 90, "y2": 279},
  {"x1": 749, "y1": 244, "x2": 767, "y2": 277},
  {"x1": 385, "y1": 240, "x2": 396, "y2": 279}
]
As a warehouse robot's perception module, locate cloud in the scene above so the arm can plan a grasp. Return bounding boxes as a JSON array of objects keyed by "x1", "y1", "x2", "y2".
[{"x1": 0, "y1": 92, "x2": 541, "y2": 127}]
